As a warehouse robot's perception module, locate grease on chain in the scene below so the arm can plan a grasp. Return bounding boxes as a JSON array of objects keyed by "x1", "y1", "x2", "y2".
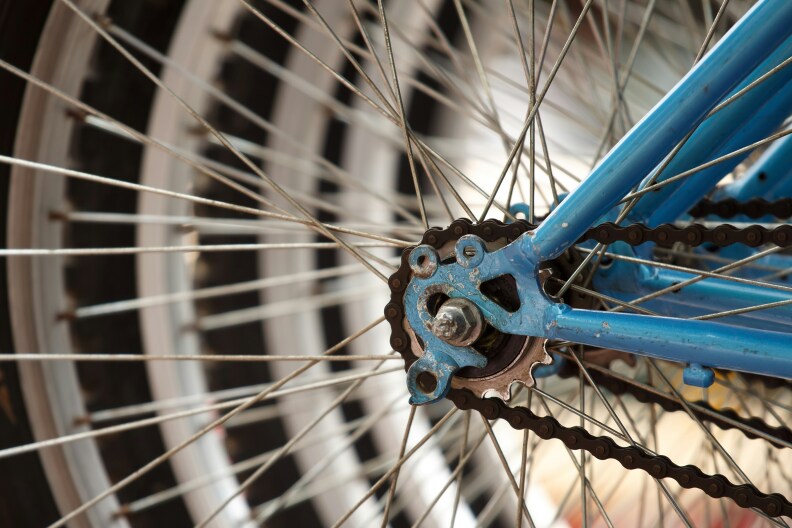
[{"x1": 385, "y1": 218, "x2": 792, "y2": 518}]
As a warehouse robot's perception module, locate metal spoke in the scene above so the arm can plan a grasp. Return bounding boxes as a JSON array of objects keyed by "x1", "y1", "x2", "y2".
[
  {"x1": 589, "y1": 0, "x2": 657, "y2": 165},
  {"x1": 0, "y1": 152, "x2": 405, "y2": 256},
  {"x1": 503, "y1": 0, "x2": 536, "y2": 220},
  {"x1": 533, "y1": 394, "x2": 615, "y2": 528},
  {"x1": 692, "y1": 297, "x2": 792, "y2": 321},
  {"x1": 125, "y1": 395, "x2": 403, "y2": 516},
  {"x1": 619, "y1": 126, "x2": 792, "y2": 204},
  {"x1": 5, "y1": 2, "x2": 790, "y2": 526},
  {"x1": 0, "y1": 241, "x2": 401, "y2": 257},
  {"x1": 516, "y1": 392, "x2": 532, "y2": 528},
  {"x1": 59, "y1": 209, "x2": 419, "y2": 240},
  {"x1": 60, "y1": 0, "x2": 390, "y2": 282},
  {"x1": 0, "y1": 353, "x2": 400, "y2": 363},
  {"x1": 195, "y1": 358, "x2": 392, "y2": 527},
  {"x1": 243, "y1": 0, "x2": 484, "y2": 219},
  {"x1": 1, "y1": 365, "x2": 401, "y2": 461},
  {"x1": 566, "y1": 352, "x2": 694, "y2": 526},
  {"x1": 329, "y1": 407, "x2": 458, "y2": 528},
  {"x1": 47, "y1": 315, "x2": 384, "y2": 527},
  {"x1": 550, "y1": 353, "x2": 792, "y2": 448},
  {"x1": 410, "y1": 428, "x2": 488, "y2": 528},
  {"x1": 195, "y1": 285, "x2": 379, "y2": 332},
  {"x1": 646, "y1": 361, "x2": 790, "y2": 527},
  {"x1": 693, "y1": 0, "x2": 731, "y2": 64},
  {"x1": 612, "y1": 245, "x2": 786, "y2": 310},
  {"x1": 479, "y1": 415, "x2": 535, "y2": 527},
  {"x1": 255, "y1": 397, "x2": 405, "y2": 522},
  {"x1": 66, "y1": 261, "x2": 390, "y2": 320},
  {"x1": 381, "y1": 405, "x2": 417, "y2": 527},
  {"x1": 449, "y1": 411, "x2": 471, "y2": 528},
  {"x1": 479, "y1": 0, "x2": 595, "y2": 221},
  {"x1": 85, "y1": 365, "x2": 394, "y2": 426},
  {"x1": 108, "y1": 21, "x2": 424, "y2": 227},
  {"x1": 559, "y1": 48, "x2": 792, "y2": 298},
  {"x1": 573, "y1": 245, "x2": 792, "y2": 296}
]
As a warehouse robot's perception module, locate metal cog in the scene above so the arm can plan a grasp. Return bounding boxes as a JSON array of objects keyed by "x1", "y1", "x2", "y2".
[{"x1": 454, "y1": 337, "x2": 551, "y2": 401}]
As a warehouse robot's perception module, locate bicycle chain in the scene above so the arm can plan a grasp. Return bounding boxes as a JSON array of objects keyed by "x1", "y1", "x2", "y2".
[
  {"x1": 386, "y1": 218, "x2": 792, "y2": 518},
  {"x1": 583, "y1": 221, "x2": 792, "y2": 248},
  {"x1": 689, "y1": 197, "x2": 792, "y2": 220}
]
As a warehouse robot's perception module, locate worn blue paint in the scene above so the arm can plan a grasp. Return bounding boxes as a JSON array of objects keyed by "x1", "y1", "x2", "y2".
[
  {"x1": 405, "y1": 347, "x2": 485, "y2": 405},
  {"x1": 548, "y1": 308, "x2": 792, "y2": 379},
  {"x1": 403, "y1": 244, "x2": 488, "y2": 405},
  {"x1": 641, "y1": 269, "x2": 792, "y2": 327},
  {"x1": 455, "y1": 235, "x2": 487, "y2": 269},
  {"x1": 683, "y1": 363, "x2": 715, "y2": 388},
  {"x1": 408, "y1": 244, "x2": 439, "y2": 274},
  {"x1": 527, "y1": 0, "x2": 792, "y2": 261},
  {"x1": 593, "y1": 255, "x2": 792, "y2": 331}
]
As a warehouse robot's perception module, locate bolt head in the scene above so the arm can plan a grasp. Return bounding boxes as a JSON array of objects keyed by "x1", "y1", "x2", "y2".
[
  {"x1": 430, "y1": 298, "x2": 484, "y2": 346},
  {"x1": 433, "y1": 312, "x2": 459, "y2": 339}
]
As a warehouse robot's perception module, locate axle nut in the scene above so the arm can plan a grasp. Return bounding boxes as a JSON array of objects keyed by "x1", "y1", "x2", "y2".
[{"x1": 430, "y1": 298, "x2": 485, "y2": 347}]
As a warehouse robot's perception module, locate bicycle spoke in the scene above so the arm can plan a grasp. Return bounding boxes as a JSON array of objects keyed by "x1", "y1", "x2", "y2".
[
  {"x1": 381, "y1": 405, "x2": 417, "y2": 527},
  {"x1": 46, "y1": 314, "x2": 384, "y2": 526},
  {"x1": 0, "y1": 364, "x2": 400, "y2": 461},
  {"x1": 330, "y1": 406, "x2": 458, "y2": 527},
  {"x1": 60, "y1": 0, "x2": 391, "y2": 283},
  {"x1": 479, "y1": 0, "x2": 595, "y2": 221},
  {"x1": 195, "y1": 358, "x2": 392, "y2": 527},
  {"x1": 567, "y1": 352, "x2": 695, "y2": 526},
  {"x1": 125, "y1": 395, "x2": 404, "y2": 516},
  {"x1": 0, "y1": 353, "x2": 400, "y2": 363},
  {"x1": 694, "y1": 0, "x2": 731, "y2": 64},
  {"x1": 480, "y1": 415, "x2": 536, "y2": 527}
]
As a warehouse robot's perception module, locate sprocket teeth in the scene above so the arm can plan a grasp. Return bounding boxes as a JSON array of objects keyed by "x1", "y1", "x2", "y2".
[
  {"x1": 481, "y1": 385, "x2": 513, "y2": 402},
  {"x1": 458, "y1": 337, "x2": 551, "y2": 402}
]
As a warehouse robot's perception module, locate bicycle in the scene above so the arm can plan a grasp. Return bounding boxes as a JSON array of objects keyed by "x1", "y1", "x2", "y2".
[{"x1": 0, "y1": 0, "x2": 790, "y2": 526}]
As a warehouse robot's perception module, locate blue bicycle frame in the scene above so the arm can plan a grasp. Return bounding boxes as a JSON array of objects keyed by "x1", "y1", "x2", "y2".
[{"x1": 405, "y1": 0, "x2": 792, "y2": 404}]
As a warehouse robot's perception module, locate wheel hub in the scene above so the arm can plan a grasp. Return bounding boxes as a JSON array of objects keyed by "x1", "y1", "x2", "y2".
[
  {"x1": 430, "y1": 298, "x2": 484, "y2": 346},
  {"x1": 387, "y1": 218, "x2": 552, "y2": 404}
]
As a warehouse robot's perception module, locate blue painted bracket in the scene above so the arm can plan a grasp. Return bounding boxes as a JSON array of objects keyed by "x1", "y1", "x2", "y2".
[{"x1": 683, "y1": 363, "x2": 715, "y2": 388}]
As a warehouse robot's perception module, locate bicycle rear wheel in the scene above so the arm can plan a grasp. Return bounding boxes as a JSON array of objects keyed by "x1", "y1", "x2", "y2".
[{"x1": 1, "y1": 1, "x2": 790, "y2": 527}]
